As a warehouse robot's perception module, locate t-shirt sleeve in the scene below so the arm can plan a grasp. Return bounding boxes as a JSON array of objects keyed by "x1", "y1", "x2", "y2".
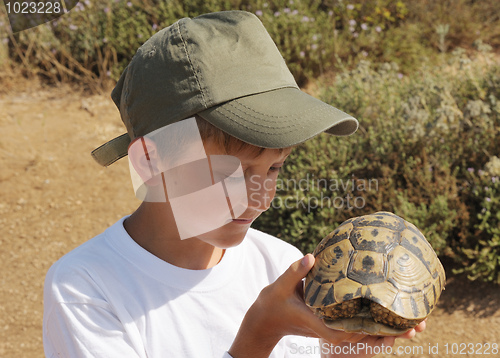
[{"x1": 44, "y1": 301, "x2": 143, "y2": 358}]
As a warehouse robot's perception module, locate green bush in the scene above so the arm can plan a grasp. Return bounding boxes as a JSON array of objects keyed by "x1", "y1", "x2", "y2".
[
  {"x1": 255, "y1": 52, "x2": 500, "y2": 283},
  {"x1": 1, "y1": 0, "x2": 498, "y2": 86},
  {"x1": 1, "y1": 1, "x2": 499, "y2": 283},
  {"x1": 462, "y1": 159, "x2": 500, "y2": 282}
]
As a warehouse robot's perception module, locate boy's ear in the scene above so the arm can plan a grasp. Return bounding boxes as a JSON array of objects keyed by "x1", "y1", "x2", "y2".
[{"x1": 128, "y1": 136, "x2": 163, "y2": 186}]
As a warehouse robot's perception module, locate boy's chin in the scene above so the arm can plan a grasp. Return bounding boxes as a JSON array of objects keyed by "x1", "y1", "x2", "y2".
[
  {"x1": 215, "y1": 236, "x2": 246, "y2": 249},
  {"x1": 195, "y1": 224, "x2": 250, "y2": 249}
]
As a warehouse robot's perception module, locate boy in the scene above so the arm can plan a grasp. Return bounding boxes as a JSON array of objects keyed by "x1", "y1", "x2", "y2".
[{"x1": 43, "y1": 10, "x2": 424, "y2": 358}]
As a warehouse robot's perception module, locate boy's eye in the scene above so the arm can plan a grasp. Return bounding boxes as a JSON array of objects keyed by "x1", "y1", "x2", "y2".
[{"x1": 269, "y1": 165, "x2": 282, "y2": 173}]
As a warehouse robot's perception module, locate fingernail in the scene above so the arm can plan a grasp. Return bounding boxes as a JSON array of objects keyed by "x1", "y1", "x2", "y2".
[{"x1": 301, "y1": 254, "x2": 311, "y2": 267}]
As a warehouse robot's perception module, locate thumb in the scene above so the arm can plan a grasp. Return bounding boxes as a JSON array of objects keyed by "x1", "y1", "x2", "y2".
[{"x1": 275, "y1": 254, "x2": 315, "y2": 293}]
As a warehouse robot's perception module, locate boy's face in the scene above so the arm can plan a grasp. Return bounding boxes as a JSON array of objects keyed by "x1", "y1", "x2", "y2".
[
  {"x1": 128, "y1": 118, "x2": 291, "y2": 248},
  {"x1": 191, "y1": 140, "x2": 291, "y2": 249}
]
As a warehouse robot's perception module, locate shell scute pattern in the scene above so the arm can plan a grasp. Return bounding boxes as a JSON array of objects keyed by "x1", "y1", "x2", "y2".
[
  {"x1": 313, "y1": 222, "x2": 352, "y2": 257},
  {"x1": 304, "y1": 212, "x2": 446, "y2": 335},
  {"x1": 347, "y1": 251, "x2": 387, "y2": 285}
]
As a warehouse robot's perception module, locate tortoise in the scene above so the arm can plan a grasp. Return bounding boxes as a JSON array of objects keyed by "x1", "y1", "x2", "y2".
[{"x1": 304, "y1": 211, "x2": 446, "y2": 336}]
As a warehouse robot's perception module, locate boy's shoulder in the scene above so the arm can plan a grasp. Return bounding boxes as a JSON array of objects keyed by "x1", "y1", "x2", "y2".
[{"x1": 44, "y1": 219, "x2": 126, "y2": 288}]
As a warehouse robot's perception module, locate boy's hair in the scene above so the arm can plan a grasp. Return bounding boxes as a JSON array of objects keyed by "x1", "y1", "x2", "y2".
[
  {"x1": 195, "y1": 115, "x2": 290, "y2": 157},
  {"x1": 145, "y1": 115, "x2": 291, "y2": 173}
]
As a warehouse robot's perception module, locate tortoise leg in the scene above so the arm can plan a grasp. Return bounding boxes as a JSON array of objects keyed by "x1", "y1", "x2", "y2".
[
  {"x1": 316, "y1": 298, "x2": 362, "y2": 320},
  {"x1": 370, "y1": 302, "x2": 423, "y2": 330}
]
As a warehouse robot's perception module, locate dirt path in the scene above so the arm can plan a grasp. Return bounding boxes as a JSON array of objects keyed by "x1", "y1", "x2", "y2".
[{"x1": 0, "y1": 80, "x2": 499, "y2": 358}]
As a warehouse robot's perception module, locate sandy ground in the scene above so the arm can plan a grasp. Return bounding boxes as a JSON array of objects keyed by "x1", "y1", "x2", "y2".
[{"x1": 0, "y1": 78, "x2": 499, "y2": 358}]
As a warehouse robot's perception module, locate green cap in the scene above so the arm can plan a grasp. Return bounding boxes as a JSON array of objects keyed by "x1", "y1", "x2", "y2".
[{"x1": 91, "y1": 10, "x2": 358, "y2": 167}]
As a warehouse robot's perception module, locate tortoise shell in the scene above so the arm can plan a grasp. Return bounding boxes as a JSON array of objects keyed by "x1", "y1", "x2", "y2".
[{"x1": 304, "y1": 211, "x2": 446, "y2": 336}]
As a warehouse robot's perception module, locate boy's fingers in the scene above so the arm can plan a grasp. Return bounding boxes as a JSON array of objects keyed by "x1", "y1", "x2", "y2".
[
  {"x1": 397, "y1": 319, "x2": 426, "y2": 340},
  {"x1": 414, "y1": 319, "x2": 426, "y2": 333},
  {"x1": 397, "y1": 328, "x2": 416, "y2": 339},
  {"x1": 383, "y1": 336, "x2": 396, "y2": 347},
  {"x1": 275, "y1": 254, "x2": 315, "y2": 292},
  {"x1": 277, "y1": 255, "x2": 370, "y2": 345}
]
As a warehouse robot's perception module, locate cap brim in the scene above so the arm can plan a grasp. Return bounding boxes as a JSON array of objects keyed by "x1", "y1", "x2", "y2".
[
  {"x1": 197, "y1": 87, "x2": 358, "y2": 148},
  {"x1": 91, "y1": 87, "x2": 358, "y2": 167}
]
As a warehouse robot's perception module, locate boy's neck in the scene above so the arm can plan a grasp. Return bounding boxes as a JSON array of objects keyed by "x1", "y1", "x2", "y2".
[{"x1": 123, "y1": 202, "x2": 225, "y2": 270}]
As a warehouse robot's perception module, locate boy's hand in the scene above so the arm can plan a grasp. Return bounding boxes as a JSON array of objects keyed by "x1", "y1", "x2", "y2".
[
  {"x1": 228, "y1": 254, "x2": 371, "y2": 357},
  {"x1": 228, "y1": 254, "x2": 426, "y2": 358},
  {"x1": 398, "y1": 319, "x2": 426, "y2": 339}
]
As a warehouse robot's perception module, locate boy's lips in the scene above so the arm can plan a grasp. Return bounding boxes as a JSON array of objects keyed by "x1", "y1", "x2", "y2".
[{"x1": 231, "y1": 218, "x2": 254, "y2": 224}]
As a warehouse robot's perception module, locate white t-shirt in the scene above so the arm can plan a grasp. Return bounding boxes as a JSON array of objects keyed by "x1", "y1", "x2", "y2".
[{"x1": 43, "y1": 217, "x2": 321, "y2": 358}]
